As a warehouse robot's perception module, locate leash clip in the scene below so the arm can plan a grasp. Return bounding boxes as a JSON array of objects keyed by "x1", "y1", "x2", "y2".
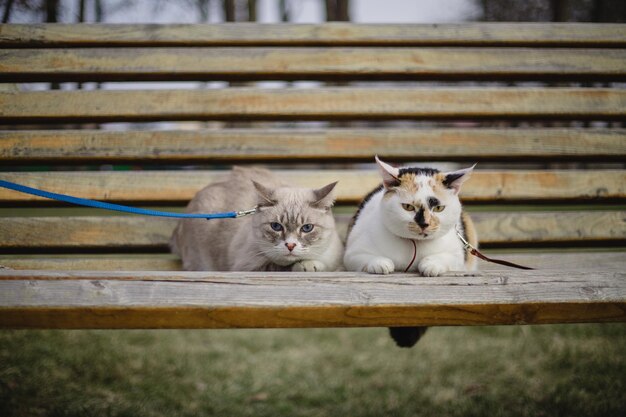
[
  {"x1": 235, "y1": 206, "x2": 259, "y2": 218},
  {"x1": 455, "y1": 226, "x2": 473, "y2": 251},
  {"x1": 455, "y1": 224, "x2": 534, "y2": 270}
]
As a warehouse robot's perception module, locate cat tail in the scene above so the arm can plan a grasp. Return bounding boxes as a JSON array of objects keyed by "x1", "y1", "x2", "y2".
[{"x1": 388, "y1": 326, "x2": 428, "y2": 348}]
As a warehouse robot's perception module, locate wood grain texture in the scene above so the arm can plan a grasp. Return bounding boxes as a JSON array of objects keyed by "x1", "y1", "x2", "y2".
[
  {"x1": 2, "y1": 47, "x2": 625, "y2": 82},
  {"x1": 2, "y1": 88, "x2": 624, "y2": 123},
  {"x1": 0, "y1": 255, "x2": 182, "y2": 271},
  {"x1": 1, "y1": 252, "x2": 624, "y2": 272},
  {"x1": 1, "y1": 211, "x2": 623, "y2": 250},
  {"x1": 469, "y1": 211, "x2": 626, "y2": 245},
  {"x1": 1, "y1": 170, "x2": 623, "y2": 204},
  {"x1": 0, "y1": 269, "x2": 624, "y2": 329},
  {"x1": 2, "y1": 128, "x2": 624, "y2": 163},
  {"x1": 0, "y1": 216, "x2": 171, "y2": 250},
  {"x1": 1, "y1": 23, "x2": 625, "y2": 47}
]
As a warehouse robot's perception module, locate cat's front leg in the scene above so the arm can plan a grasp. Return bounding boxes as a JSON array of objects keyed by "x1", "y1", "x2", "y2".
[
  {"x1": 366, "y1": 257, "x2": 395, "y2": 274},
  {"x1": 417, "y1": 253, "x2": 463, "y2": 277},
  {"x1": 292, "y1": 260, "x2": 326, "y2": 272},
  {"x1": 345, "y1": 252, "x2": 395, "y2": 274}
]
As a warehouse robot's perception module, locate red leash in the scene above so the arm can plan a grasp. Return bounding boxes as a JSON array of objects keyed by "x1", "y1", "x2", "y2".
[
  {"x1": 403, "y1": 230, "x2": 535, "y2": 273},
  {"x1": 455, "y1": 229, "x2": 534, "y2": 270},
  {"x1": 404, "y1": 239, "x2": 418, "y2": 272}
]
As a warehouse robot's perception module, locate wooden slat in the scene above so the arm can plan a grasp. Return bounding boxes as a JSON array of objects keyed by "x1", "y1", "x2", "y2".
[
  {"x1": 2, "y1": 128, "x2": 624, "y2": 164},
  {"x1": 1, "y1": 211, "x2": 623, "y2": 250},
  {"x1": 0, "y1": 216, "x2": 172, "y2": 250},
  {"x1": 2, "y1": 47, "x2": 625, "y2": 82},
  {"x1": 1, "y1": 170, "x2": 624, "y2": 204},
  {"x1": 1, "y1": 23, "x2": 625, "y2": 47},
  {"x1": 477, "y1": 251, "x2": 626, "y2": 271},
  {"x1": 470, "y1": 211, "x2": 626, "y2": 246},
  {"x1": 0, "y1": 269, "x2": 624, "y2": 329},
  {"x1": 0, "y1": 255, "x2": 182, "y2": 271},
  {"x1": 2, "y1": 88, "x2": 624, "y2": 123},
  {"x1": 1, "y1": 252, "x2": 624, "y2": 271}
]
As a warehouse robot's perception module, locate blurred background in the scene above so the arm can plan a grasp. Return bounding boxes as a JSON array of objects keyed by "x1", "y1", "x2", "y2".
[
  {"x1": 2, "y1": 0, "x2": 626, "y2": 24},
  {"x1": 1, "y1": 2, "x2": 625, "y2": 417}
]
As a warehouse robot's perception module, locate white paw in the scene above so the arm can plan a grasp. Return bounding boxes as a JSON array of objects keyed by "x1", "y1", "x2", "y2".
[
  {"x1": 366, "y1": 257, "x2": 395, "y2": 275},
  {"x1": 292, "y1": 260, "x2": 326, "y2": 272},
  {"x1": 418, "y1": 258, "x2": 449, "y2": 277}
]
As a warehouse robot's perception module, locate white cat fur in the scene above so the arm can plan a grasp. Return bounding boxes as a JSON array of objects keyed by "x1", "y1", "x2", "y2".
[{"x1": 344, "y1": 156, "x2": 477, "y2": 276}]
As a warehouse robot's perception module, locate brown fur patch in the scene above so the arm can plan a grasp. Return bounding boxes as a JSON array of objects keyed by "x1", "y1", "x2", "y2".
[
  {"x1": 425, "y1": 209, "x2": 440, "y2": 230},
  {"x1": 398, "y1": 173, "x2": 418, "y2": 194},
  {"x1": 434, "y1": 172, "x2": 446, "y2": 184},
  {"x1": 431, "y1": 173, "x2": 451, "y2": 202}
]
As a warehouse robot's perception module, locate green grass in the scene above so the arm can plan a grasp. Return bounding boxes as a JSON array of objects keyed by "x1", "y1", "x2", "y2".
[{"x1": 1, "y1": 325, "x2": 625, "y2": 417}]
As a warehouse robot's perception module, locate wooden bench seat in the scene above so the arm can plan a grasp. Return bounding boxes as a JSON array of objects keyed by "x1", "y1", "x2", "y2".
[
  {"x1": 1, "y1": 268, "x2": 625, "y2": 329},
  {"x1": 0, "y1": 23, "x2": 624, "y2": 329}
]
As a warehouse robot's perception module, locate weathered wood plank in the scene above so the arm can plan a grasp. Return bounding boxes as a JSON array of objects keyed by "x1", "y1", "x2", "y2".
[
  {"x1": 0, "y1": 269, "x2": 624, "y2": 329},
  {"x1": 2, "y1": 88, "x2": 624, "y2": 123},
  {"x1": 1, "y1": 23, "x2": 625, "y2": 47},
  {"x1": 0, "y1": 216, "x2": 171, "y2": 250},
  {"x1": 1, "y1": 170, "x2": 623, "y2": 204},
  {"x1": 476, "y1": 251, "x2": 626, "y2": 271},
  {"x1": 2, "y1": 47, "x2": 625, "y2": 82},
  {"x1": 469, "y1": 211, "x2": 626, "y2": 245},
  {"x1": 0, "y1": 255, "x2": 182, "y2": 271},
  {"x1": 0, "y1": 211, "x2": 623, "y2": 250},
  {"x1": 1, "y1": 252, "x2": 624, "y2": 272},
  {"x1": 1, "y1": 128, "x2": 624, "y2": 164}
]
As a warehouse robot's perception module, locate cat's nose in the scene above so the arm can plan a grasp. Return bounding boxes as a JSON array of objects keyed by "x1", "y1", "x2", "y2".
[
  {"x1": 285, "y1": 242, "x2": 297, "y2": 252},
  {"x1": 414, "y1": 208, "x2": 429, "y2": 229}
]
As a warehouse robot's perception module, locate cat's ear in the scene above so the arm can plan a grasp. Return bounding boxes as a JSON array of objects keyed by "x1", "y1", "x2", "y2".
[
  {"x1": 375, "y1": 155, "x2": 400, "y2": 189},
  {"x1": 252, "y1": 180, "x2": 277, "y2": 207},
  {"x1": 442, "y1": 164, "x2": 476, "y2": 194},
  {"x1": 311, "y1": 181, "x2": 338, "y2": 210}
]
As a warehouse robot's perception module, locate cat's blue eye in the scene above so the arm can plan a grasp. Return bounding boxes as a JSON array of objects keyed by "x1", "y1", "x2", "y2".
[
  {"x1": 270, "y1": 222, "x2": 283, "y2": 231},
  {"x1": 301, "y1": 224, "x2": 314, "y2": 233}
]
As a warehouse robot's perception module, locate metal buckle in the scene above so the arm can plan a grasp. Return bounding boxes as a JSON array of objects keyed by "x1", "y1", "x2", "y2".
[
  {"x1": 235, "y1": 206, "x2": 259, "y2": 218},
  {"x1": 455, "y1": 225, "x2": 473, "y2": 251}
]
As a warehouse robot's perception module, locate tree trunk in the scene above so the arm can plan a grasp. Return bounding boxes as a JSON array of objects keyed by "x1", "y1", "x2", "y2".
[
  {"x1": 224, "y1": 0, "x2": 235, "y2": 21},
  {"x1": 46, "y1": 0, "x2": 59, "y2": 22},
  {"x1": 2, "y1": 0, "x2": 15, "y2": 23}
]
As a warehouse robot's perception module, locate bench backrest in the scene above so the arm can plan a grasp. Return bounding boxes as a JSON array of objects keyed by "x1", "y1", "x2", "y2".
[{"x1": 0, "y1": 23, "x2": 624, "y2": 270}]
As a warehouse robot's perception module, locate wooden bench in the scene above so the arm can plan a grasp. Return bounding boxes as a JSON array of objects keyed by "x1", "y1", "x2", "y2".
[{"x1": 0, "y1": 23, "x2": 624, "y2": 329}]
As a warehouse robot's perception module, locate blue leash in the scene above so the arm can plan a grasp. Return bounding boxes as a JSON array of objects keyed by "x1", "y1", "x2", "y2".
[{"x1": 0, "y1": 179, "x2": 258, "y2": 220}]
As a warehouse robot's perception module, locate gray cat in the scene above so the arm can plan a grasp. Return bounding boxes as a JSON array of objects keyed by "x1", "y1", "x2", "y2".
[{"x1": 170, "y1": 167, "x2": 343, "y2": 272}]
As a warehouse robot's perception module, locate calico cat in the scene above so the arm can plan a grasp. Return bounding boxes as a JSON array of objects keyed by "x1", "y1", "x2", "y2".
[
  {"x1": 344, "y1": 156, "x2": 478, "y2": 347},
  {"x1": 170, "y1": 167, "x2": 343, "y2": 272}
]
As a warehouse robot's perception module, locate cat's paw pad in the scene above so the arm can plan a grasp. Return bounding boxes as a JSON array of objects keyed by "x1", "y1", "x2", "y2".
[
  {"x1": 366, "y1": 257, "x2": 395, "y2": 275},
  {"x1": 418, "y1": 258, "x2": 449, "y2": 277},
  {"x1": 292, "y1": 260, "x2": 326, "y2": 272}
]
